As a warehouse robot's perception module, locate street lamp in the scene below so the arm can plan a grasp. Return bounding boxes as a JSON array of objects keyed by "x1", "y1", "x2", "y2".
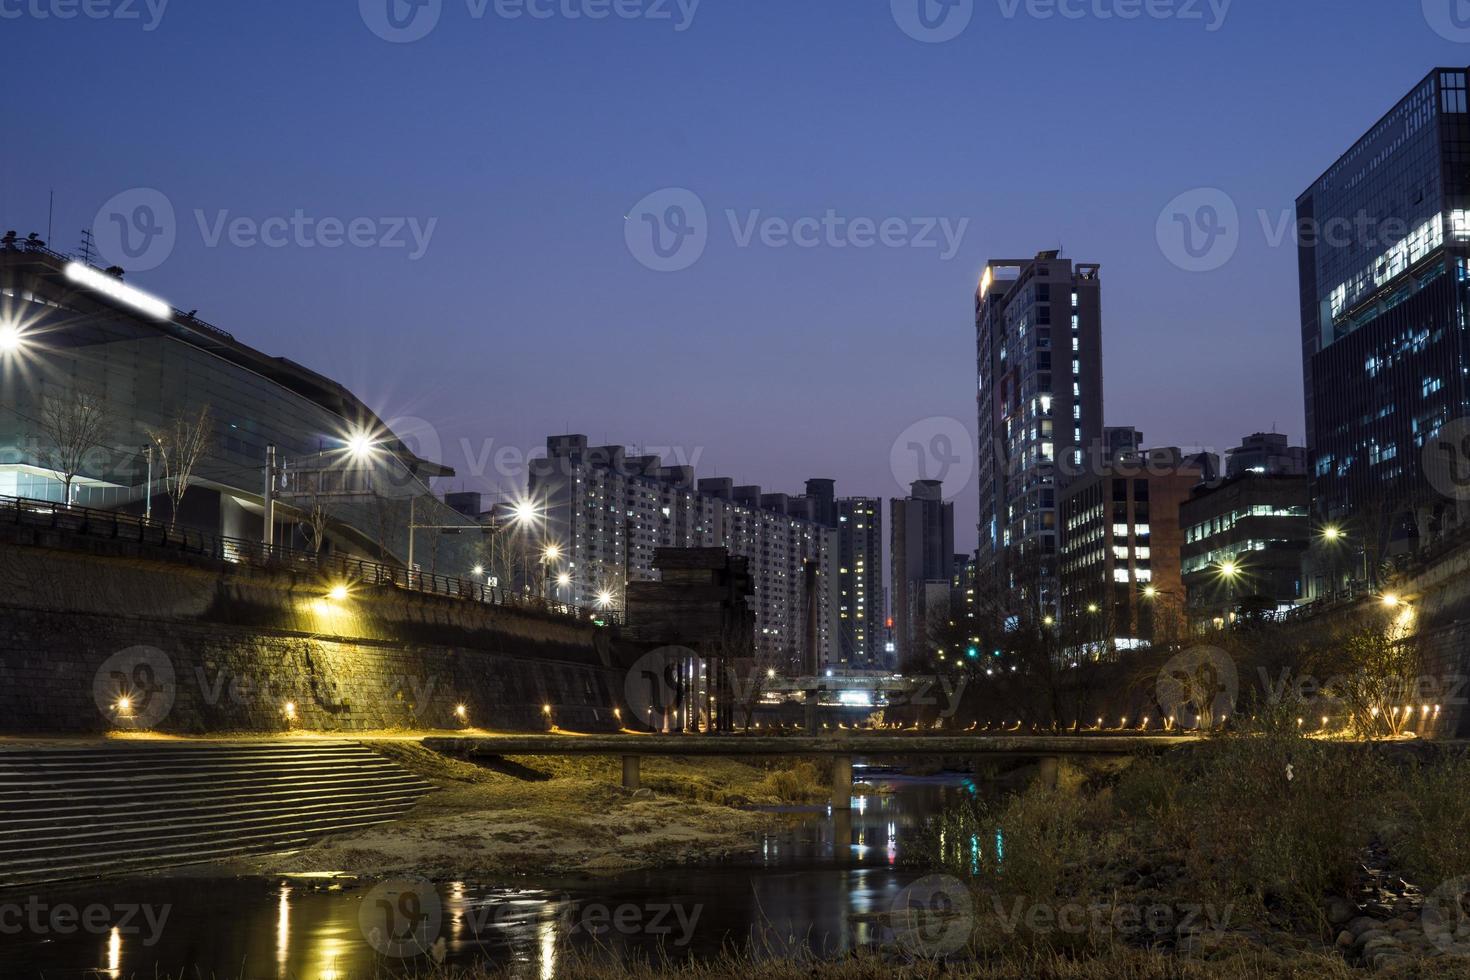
[{"x1": 540, "y1": 544, "x2": 563, "y2": 601}]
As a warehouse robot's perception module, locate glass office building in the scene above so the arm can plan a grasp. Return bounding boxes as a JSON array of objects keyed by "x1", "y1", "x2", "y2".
[
  {"x1": 1298, "y1": 69, "x2": 1470, "y2": 534},
  {"x1": 0, "y1": 242, "x2": 478, "y2": 571}
]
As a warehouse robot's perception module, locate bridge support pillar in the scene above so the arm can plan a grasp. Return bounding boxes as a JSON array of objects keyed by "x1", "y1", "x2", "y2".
[
  {"x1": 622, "y1": 755, "x2": 641, "y2": 791},
  {"x1": 831, "y1": 755, "x2": 853, "y2": 810},
  {"x1": 1035, "y1": 756, "x2": 1060, "y2": 790}
]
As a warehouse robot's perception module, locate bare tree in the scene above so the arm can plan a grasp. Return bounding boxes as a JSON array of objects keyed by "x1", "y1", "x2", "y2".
[
  {"x1": 297, "y1": 494, "x2": 332, "y2": 555},
  {"x1": 149, "y1": 406, "x2": 213, "y2": 531},
  {"x1": 39, "y1": 388, "x2": 109, "y2": 507}
]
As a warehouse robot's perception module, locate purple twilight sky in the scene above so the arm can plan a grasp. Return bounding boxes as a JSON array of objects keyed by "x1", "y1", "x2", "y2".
[{"x1": 3, "y1": 0, "x2": 1464, "y2": 550}]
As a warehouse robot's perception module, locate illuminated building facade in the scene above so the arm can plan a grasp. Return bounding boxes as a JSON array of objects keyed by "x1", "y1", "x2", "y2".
[
  {"x1": 1298, "y1": 68, "x2": 1470, "y2": 536},
  {"x1": 976, "y1": 251, "x2": 1105, "y2": 621},
  {"x1": 1181, "y1": 470, "x2": 1310, "y2": 627},
  {"x1": 529, "y1": 435, "x2": 840, "y2": 665},
  {"x1": 1059, "y1": 448, "x2": 1204, "y2": 657},
  {"x1": 835, "y1": 495, "x2": 883, "y2": 667},
  {"x1": 0, "y1": 243, "x2": 474, "y2": 567}
]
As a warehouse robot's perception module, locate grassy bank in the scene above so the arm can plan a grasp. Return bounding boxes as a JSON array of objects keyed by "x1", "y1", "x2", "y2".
[{"x1": 914, "y1": 734, "x2": 1470, "y2": 972}]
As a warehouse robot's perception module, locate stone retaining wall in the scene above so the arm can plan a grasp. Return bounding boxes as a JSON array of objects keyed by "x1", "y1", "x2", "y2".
[{"x1": 0, "y1": 534, "x2": 634, "y2": 734}]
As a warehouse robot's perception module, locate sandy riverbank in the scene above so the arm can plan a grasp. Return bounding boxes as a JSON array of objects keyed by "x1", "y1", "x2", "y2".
[{"x1": 221, "y1": 742, "x2": 830, "y2": 880}]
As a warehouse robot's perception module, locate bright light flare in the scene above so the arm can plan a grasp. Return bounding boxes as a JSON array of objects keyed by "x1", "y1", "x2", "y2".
[
  {"x1": 596, "y1": 590, "x2": 616, "y2": 609},
  {"x1": 326, "y1": 584, "x2": 350, "y2": 602},
  {"x1": 65, "y1": 261, "x2": 171, "y2": 320},
  {"x1": 344, "y1": 431, "x2": 379, "y2": 460},
  {"x1": 0, "y1": 323, "x2": 23, "y2": 353}
]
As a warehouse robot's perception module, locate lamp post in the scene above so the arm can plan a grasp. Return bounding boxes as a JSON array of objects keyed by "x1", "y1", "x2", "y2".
[
  {"x1": 141, "y1": 444, "x2": 154, "y2": 524},
  {"x1": 1217, "y1": 559, "x2": 1241, "y2": 623},
  {"x1": 541, "y1": 544, "x2": 563, "y2": 602}
]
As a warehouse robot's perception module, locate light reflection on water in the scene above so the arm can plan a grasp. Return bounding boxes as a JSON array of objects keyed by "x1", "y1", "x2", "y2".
[{"x1": 0, "y1": 774, "x2": 986, "y2": 979}]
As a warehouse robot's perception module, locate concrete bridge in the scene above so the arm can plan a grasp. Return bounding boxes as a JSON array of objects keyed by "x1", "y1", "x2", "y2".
[{"x1": 424, "y1": 734, "x2": 1201, "y2": 808}]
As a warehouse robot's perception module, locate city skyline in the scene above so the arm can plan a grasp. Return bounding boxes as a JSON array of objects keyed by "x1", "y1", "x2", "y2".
[{"x1": 7, "y1": 3, "x2": 1461, "y2": 553}]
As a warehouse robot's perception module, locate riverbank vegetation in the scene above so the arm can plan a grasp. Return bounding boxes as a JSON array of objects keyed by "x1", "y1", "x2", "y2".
[{"x1": 914, "y1": 733, "x2": 1470, "y2": 972}]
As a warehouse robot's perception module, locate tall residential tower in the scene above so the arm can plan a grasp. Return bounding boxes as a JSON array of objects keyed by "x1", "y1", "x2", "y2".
[{"x1": 975, "y1": 251, "x2": 1105, "y2": 620}]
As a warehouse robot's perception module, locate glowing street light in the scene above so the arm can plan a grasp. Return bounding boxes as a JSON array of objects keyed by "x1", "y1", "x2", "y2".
[
  {"x1": 596, "y1": 589, "x2": 616, "y2": 610},
  {"x1": 557, "y1": 572, "x2": 572, "y2": 588},
  {"x1": 345, "y1": 431, "x2": 378, "y2": 460},
  {"x1": 326, "y1": 583, "x2": 350, "y2": 602},
  {"x1": 1322, "y1": 525, "x2": 1343, "y2": 542},
  {"x1": 1219, "y1": 560, "x2": 1239, "y2": 579},
  {"x1": 0, "y1": 322, "x2": 25, "y2": 354},
  {"x1": 512, "y1": 498, "x2": 542, "y2": 526}
]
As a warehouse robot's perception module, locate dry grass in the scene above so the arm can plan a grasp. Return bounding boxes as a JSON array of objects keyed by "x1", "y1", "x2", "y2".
[{"x1": 226, "y1": 742, "x2": 825, "y2": 879}]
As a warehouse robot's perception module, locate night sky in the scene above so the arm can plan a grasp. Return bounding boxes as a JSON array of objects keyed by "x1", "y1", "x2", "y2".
[{"x1": 3, "y1": 1, "x2": 1463, "y2": 550}]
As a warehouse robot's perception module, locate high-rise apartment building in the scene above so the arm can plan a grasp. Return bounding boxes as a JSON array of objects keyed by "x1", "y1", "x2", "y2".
[
  {"x1": 1298, "y1": 68, "x2": 1470, "y2": 535},
  {"x1": 835, "y1": 496, "x2": 883, "y2": 667},
  {"x1": 785, "y1": 479, "x2": 884, "y2": 669},
  {"x1": 890, "y1": 480, "x2": 955, "y2": 662},
  {"x1": 976, "y1": 251, "x2": 1105, "y2": 619},
  {"x1": 528, "y1": 436, "x2": 839, "y2": 666}
]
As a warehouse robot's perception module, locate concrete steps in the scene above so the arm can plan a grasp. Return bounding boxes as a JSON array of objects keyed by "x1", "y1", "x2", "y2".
[{"x1": 0, "y1": 740, "x2": 433, "y2": 889}]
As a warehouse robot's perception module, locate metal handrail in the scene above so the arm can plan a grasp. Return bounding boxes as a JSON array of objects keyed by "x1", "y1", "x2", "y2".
[{"x1": 0, "y1": 493, "x2": 619, "y2": 625}]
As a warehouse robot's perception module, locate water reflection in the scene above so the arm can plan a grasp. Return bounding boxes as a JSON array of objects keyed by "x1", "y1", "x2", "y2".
[{"x1": 0, "y1": 774, "x2": 983, "y2": 979}]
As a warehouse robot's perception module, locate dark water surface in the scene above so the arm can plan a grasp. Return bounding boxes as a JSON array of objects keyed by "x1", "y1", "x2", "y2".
[{"x1": 0, "y1": 773, "x2": 983, "y2": 979}]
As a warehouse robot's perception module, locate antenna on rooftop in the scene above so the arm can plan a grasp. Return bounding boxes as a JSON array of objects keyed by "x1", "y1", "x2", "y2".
[{"x1": 77, "y1": 228, "x2": 97, "y2": 266}]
